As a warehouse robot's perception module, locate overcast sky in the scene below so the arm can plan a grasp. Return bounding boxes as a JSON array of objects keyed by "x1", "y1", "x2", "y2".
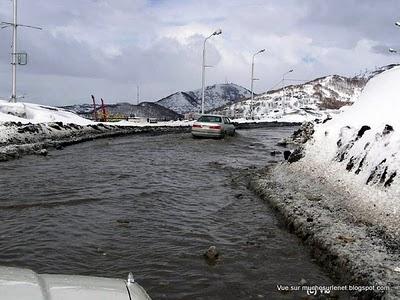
[{"x1": 0, "y1": 0, "x2": 399, "y2": 105}]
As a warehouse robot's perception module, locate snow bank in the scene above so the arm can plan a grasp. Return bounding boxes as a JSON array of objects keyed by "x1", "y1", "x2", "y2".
[
  {"x1": 0, "y1": 100, "x2": 93, "y2": 125},
  {"x1": 293, "y1": 66, "x2": 400, "y2": 235}
]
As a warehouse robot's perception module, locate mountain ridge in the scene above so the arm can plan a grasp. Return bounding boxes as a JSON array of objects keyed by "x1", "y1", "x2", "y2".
[
  {"x1": 212, "y1": 64, "x2": 399, "y2": 119},
  {"x1": 156, "y1": 83, "x2": 252, "y2": 114}
]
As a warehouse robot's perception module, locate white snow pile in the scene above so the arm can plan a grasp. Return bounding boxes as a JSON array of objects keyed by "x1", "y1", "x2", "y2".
[
  {"x1": 290, "y1": 66, "x2": 400, "y2": 234},
  {"x1": 0, "y1": 100, "x2": 93, "y2": 125}
]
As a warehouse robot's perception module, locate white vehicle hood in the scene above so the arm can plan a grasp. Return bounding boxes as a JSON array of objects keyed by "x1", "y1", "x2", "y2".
[{"x1": 0, "y1": 266, "x2": 151, "y2": 300}]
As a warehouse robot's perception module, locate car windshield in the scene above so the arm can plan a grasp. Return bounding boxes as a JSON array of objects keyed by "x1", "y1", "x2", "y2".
[{"x1": 197, "y1": 116, "x2": 222, "y2": 123}]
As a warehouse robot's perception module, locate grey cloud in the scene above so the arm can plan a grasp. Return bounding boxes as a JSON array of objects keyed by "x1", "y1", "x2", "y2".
[{"x1": 0, "y1": 0, "x2": 398, "y2": 105}]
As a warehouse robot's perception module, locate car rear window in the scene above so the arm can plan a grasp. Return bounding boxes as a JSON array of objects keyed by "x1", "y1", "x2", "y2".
[{"x1": 197, "y1": 116, "x2": 222, "y2": 123}]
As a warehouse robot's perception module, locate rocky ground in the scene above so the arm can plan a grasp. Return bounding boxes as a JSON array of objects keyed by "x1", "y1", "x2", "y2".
[{"x1": 0, "y1": 121, "x2": 191, "y2": 162}]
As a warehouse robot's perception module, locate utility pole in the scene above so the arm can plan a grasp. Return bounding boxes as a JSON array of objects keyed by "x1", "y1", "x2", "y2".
[
  {"x1": 137, "y1": 85, "x2": 140, "y2": 105},
  {"x1": 1, "y1": 0, "x2": 42, "y2": 102},
  {"x1": 11, "y1": 0, "x2": 17, "y2": 102},
  {"x1": 281, "y1": 69, "x2": 293, "y2": 114}
]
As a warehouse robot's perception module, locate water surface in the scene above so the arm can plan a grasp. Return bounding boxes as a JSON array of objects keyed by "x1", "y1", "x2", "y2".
[{"x1": 0, "y1": 128, "x2": 342, "y2": 299}]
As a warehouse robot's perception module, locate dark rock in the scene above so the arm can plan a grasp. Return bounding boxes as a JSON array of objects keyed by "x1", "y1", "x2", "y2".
[
  {"x1": 337, "y1": 139, "x2": 342, "y2": 148},
  {"x1": 346, "y1": 156, "x2": 355, "y2": 171},
  {"x1": 204, "y1": 246, "x2": 219, "y2": 264},
  {"x1": 322, "y1": 116, "x2": 332, "y2": 123},
  {"x1": 283, "y1": 150, "x2": 291, "y2": 160},
  {"x1": 88, "y1": 124, "x2": 102, "y2": 131},
  {"x1": 356, "y1": 125, "x2": 371, "y2": 139},
  {"x1": 366, "y1": 159, "x2": 387, "y2": 185},
  {"x1": 384, "y1": 172, "x2": 397, "y2": 188},
  {"x1": 306, "y1": 217, "x2": 314, "y2": 222},
  {"x1": 49, "y1": 123, "x2": 62, "y2": 130},
  {"x1": 287, "y1": 148, "x2": 304, "y2": 163},
  {"x1": 355, "y1": 155, "x2": 366, "y2": 174},
  {"x1": 383, "y1": 124, "x2": 394, "y2": 135},
  {"x1": 379, "y1": 166, "x2": 388, "y2": 184},
  {"x1": 36, "y1": 149, "x2": 48, "y2": 156}
]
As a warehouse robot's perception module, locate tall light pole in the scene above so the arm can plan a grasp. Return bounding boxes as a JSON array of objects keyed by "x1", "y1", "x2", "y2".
[
  {"x1": 282, "y1": 69, "x2": 293, "y2": 114},
  {"x1": 1, "y1": 0, "x2": 42, "y2": 102},
  {"x1": 11, "y1": 0, "x2": 17, "y2": 103},
  {"x1": 201, "y1": 29, "x2": 222, "y2": 115},
  {"x1": 391, "y1": 22, "x2": 400, "y2": 54},
  {"x1": 250, "y1": 49, "x2": 265, "y2": 119}
]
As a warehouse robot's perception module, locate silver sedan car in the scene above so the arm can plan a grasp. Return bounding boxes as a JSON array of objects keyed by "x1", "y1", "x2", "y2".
[{"x1": 191, "y1": 115, "x2": 235, "y2": 138}]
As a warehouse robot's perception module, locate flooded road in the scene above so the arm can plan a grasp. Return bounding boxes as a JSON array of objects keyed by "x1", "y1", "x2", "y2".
[{"x1": 0, "y1": 128, "x2": 339, "y2": 299}]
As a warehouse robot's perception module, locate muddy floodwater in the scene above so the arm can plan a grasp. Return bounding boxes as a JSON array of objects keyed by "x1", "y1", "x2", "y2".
[{"x1": 0, "y1": 128, "x2": 342, "y2": 299}]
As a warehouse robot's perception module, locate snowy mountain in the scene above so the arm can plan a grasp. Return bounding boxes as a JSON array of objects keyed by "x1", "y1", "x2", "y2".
[
  {"x1": 156, "y1": 83, "x2": 252, "y2": 114},
  {"x1": 213, "y1": 64, "x2": 399, "y2": 120},
  {"x1": 61, "y1": 101, "x2": 182, "y2": 121}
]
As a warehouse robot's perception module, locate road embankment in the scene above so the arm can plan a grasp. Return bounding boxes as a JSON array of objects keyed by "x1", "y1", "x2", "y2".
[
  {"x1": 233, "y1": 121, "x2": 301, "y2": 129},
  {"x1": 0, "y1": 121, "x2": 191, "y2": 162}
]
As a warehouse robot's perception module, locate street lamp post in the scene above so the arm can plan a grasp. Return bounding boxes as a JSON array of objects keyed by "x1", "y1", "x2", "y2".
[
  {"x1": 1, "y1": 0, "x2": 42, "y2": 103},
  {"x1": 250, "y1": 49, "x2": 265, "y2": 119},
  {"x1": 389, "y1": 21, "x2": 400, "y2": 58},
  {"x1": 282, "y1": 69, "x2": 293, "y2": 114},
  {"x1": 201, "y1": 29, "x2": 222, "y2": 115},
  {"x1": 11, "y1": 0, "x2": 17, "y2": 103}
]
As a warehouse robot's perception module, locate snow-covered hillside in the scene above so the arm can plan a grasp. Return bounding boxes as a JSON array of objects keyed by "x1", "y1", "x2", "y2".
[
  {"x1": 289, "y1": 66, "x2": 400, "y2": 235},
  {"x1": 157, "y1": 83, "x2": 251, "y2": 114},
  {"x1": 214, "y1": 75, "x2": 365, "y2": 119},
  {"x1": 214, "y1": 64, "x2": 398, "y2": 120}
]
